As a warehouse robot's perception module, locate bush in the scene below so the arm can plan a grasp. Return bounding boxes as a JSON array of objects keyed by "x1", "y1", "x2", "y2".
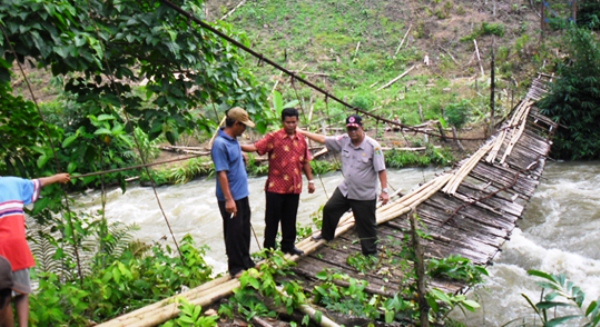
[
  {"x1": 30, "y1": 235, "x2": 213, "y2": 326},
  {"x1": 480, "y1": 22, "x2": 505, "y2": 37},
  {"x1": 538, "y1": 23, "x2": 600, "y2": 159},
  {"x1": 444, "y1": 99, "x2": 471, "y2": 128}
]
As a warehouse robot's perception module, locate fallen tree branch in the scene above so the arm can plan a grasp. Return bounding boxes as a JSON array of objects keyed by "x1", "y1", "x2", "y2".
[
  {"x1": 393, "y1": 25, "x2": 412, "y2": 57},
  {"x1": 376, "y1": 65, "x2": 416, "y2": 91},
  {"x1": 438, "y1": 46, "x2": 459, "y2": 65},
  {"x1": 474, "y1": 39, "x2": 485, "y2": 79},
  {"x1": 220, "y1": 0, "x2": 247, "y2": 20}
]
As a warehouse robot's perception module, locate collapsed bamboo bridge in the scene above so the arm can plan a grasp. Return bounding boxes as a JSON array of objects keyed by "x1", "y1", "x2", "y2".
[{"x1": 97, "y1": 74, "x2": 557, "y2": 327}]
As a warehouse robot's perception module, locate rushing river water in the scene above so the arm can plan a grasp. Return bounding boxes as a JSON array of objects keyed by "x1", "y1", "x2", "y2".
[
  {"x1": 456, "y1": 161, "x2": 600, "y2": 326},
  {"x1": 76, "y1": 167, "x2": 445, "y2": 274},
  {"x1": 76, "y1": 162, "x2": 600, "y2": 325}
]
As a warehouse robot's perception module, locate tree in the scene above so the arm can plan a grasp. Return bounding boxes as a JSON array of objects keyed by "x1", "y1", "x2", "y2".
[
  {"x1": 538, "y1": 22, "x2": 600, "y2": 159},
  {"x1": 0, "y1": 0, "x2": 266, "y2": 182}
]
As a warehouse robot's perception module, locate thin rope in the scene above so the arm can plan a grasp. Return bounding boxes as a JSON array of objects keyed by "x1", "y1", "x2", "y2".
[
  {"x1": 1, "y1": 25, "x2": 84, "y2": 282},
  {"x1": 84, "y1": 1, "x2": 184, "y2": 261},
  {"x1": 72, "y1": 153, "x2": 207, "y2": 179}
]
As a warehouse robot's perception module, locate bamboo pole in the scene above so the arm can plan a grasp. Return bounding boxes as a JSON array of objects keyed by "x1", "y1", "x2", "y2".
[
  {"x1": 500, "y1": 102, "x2": 533, "y2": 163},
  {"x1": 474, "y1": 39, "x2": 485, "y2": 79},
  {"x1": 220, "y1": 0, "x2": 247, "y2": 20},
  {"x1": 443, "y1": 141, "x2": 494, "y2": 195},
  {"x1": 352, "y1": 41, "x2": 361, "y2": 61},
  {"x1": 97, "y1": 277, "x2": 235, "y2": 327},
  {"x1": 208, "y1": 116, "x2": 227, "y2": 149},
  {"x1": 126, "y1": 279, "x2": 241, "y2": 327},
  {"x1": 376, "y1": 65, "x2": 416, "y2": 91},
  {"x1": 393, "y1": 25, "x2": 412, "y2": 57}
]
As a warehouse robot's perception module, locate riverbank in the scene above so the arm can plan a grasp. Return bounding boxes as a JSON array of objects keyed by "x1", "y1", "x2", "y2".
[{"x1": 141, "y1": 122, "x2": 487, "y2": 186}]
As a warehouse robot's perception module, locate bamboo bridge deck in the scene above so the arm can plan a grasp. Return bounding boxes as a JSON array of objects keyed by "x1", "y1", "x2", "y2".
[{"x1": 97, "y1": 74, "x2": 558, "y2": 327}]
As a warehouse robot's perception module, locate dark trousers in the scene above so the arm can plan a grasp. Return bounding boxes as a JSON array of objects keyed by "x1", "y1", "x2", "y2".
[
  {"x1": 218, "y1": 197, "x2": 255, "y2": 276},
  {"x1": 322, "y1": 188, "x2": 378, "y2": 255},
  {"x1": 264, "y1": 192, "x2": 300, "y2": 252}
]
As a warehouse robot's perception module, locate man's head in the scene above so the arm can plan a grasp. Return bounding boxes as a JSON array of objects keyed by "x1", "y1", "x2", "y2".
[
  {"x1": 281, "y1": 108, "x2": 299, "y2": 135},
  {"x1": 225, "y1": 107, "x2": 255, "y2": 137},
  {"x1": 346, "y1": 114, "x2": 365, "y2": 143}
]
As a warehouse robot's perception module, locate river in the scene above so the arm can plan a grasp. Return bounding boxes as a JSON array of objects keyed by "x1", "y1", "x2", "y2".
[
  {"x1": 76, "y1": 162, "x2": 600, "y2": 325},
  {"x1": 76, "y1": 167, "x2": 444, "y2": 274},
  {"x1": 456, "y1": 161, "x2": 600, "y2": 326}
]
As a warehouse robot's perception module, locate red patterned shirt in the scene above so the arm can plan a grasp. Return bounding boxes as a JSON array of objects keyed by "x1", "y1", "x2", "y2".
[{"x1": 255, "y1": 129, "x2": 312, "y2": 194}]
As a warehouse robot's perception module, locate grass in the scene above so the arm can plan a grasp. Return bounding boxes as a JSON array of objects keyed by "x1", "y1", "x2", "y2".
[{"x1": 232, "y1": 0, "x2": 477, "y2": 126}]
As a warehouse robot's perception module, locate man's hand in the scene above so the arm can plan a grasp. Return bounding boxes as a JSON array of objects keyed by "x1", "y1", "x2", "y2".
[
  {"x1": 308, "y1": 182, "x2": 316, "y2": 194},
  {"x1": 54, "y1": 173, "x2": 71, "y2": 184},
  {"x1": 225, "y1": 198, "x2": 237, "y2": 217},
  {"x1": 242, "y1": 152, "x2": 248, "y2": 166},
  {"x1": 379, "y1": 192, "x2": 390, "y2": 205}
]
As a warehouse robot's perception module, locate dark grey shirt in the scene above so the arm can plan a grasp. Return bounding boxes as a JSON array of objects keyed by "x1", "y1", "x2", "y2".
[{"x1": 325, "y1": 134, "x2": 386, "y2": 200}]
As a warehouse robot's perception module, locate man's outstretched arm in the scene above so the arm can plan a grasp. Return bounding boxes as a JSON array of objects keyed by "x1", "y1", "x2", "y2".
[
  {"x1": 240, "y1": 144, "x2": 257, "y2": 152},
  {"x1": 297, "y1": 129, "x2": 326, "y2": 144},
  {"x1": 39, "y1": 173, "x2": 70, "y2": 187}
]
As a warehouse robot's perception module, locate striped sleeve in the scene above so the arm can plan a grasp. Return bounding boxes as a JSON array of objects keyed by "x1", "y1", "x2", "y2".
[{"x1": 19, "y1": 179, "x2": 41, "y2": 205}]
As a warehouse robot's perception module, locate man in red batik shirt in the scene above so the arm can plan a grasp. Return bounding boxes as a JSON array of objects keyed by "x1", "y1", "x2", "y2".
[{"x1": 242, "y1": 108, "x2": 315, "y2": 256}]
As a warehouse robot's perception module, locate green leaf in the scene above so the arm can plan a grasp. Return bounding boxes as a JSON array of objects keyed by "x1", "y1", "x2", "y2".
[
  {"x1": 316, "y1": 271, "x2": 328, "y2": 280},
  {"x1": 546, "y1": 315, "x2": 582, "y2": 327},
  {"x1": 537, "y1": 301, "x2": 576, "y2": 310},
  {"x1": 97, "y1": 114, "x2": 116, "y2": 121},
  {"x1": 461, "y1": 299, "x2": 481, "y2": 311},
  {"x1": 439, "y1": 117, "x2": 447, "y2": 128},
  {"x1": 37, "y1": 154, "x2": 49, "y2": 169},
  {"x1": 94, "y1": 128, "x2": 112, "y2": 135},
  {"x1": 272, "y1": 90, "x2": 283, "y2": 116},
  {"x1": 283, "y1": 99, "x2": 299, "y2": 109},
  {"x1": 62, "y1": 134, "x2": 78, "y2": 148},
  {"x1": 586, "y1": 300, "x2": 598, "y2": 316}
]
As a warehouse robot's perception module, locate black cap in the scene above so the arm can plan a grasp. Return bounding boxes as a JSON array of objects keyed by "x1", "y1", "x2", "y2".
[
  {"x1": 0, "y1": 256, "x2": 13, "y2": 291},
  {"x1": 346, "y1": 114, "x2": 363, "y2": 128}
]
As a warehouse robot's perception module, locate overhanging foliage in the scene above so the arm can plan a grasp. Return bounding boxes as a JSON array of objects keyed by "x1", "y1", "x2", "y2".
[{"x1": 538, "y1": 22, "x2": 600, "y2": 160}]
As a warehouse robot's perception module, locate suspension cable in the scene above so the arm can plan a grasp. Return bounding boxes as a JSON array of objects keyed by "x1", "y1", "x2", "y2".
[{"x1": 157, "y1": 0, "x2": 486, "y2": 142}]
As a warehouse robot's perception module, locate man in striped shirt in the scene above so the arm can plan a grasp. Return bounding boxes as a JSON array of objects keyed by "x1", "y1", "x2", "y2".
[{"x1": 0, "y1": 173, "x2": 70, "y2": 326}]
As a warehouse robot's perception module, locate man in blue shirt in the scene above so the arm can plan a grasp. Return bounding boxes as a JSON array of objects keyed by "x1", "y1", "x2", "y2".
[{"x1": 211, "y1": 107, "x2": 256, "y2": 278}]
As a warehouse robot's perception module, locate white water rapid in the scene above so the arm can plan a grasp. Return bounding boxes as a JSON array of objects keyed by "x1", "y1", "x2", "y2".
[{"x1": 456, "y1": 162, "x2": 600, "y2": 326}]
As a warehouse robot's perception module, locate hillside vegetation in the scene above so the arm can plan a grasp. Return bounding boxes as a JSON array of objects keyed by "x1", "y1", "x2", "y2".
[{"x1": 206, "y1": 0, "x2": 556, "y2": 131}]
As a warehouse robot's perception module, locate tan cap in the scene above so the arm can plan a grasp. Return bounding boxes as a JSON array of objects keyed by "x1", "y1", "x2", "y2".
[{"x1": 227, "y1": 107, "x2": 255, "y2": 128}]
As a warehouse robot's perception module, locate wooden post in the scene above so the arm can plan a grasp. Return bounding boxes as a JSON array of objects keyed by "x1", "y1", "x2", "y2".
[
  {"x1": 452, "y1": 126, "x2": 465, "y2": 151},
  {"x1": 409, "y1": 210, "x2": 429, "y2": 327},
  {"x1": 436, "y1": 121, "x2": 447, "y2": 142},
  {"x1": 541, "y1": 0, "x2": 546, "y2": 45}
]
